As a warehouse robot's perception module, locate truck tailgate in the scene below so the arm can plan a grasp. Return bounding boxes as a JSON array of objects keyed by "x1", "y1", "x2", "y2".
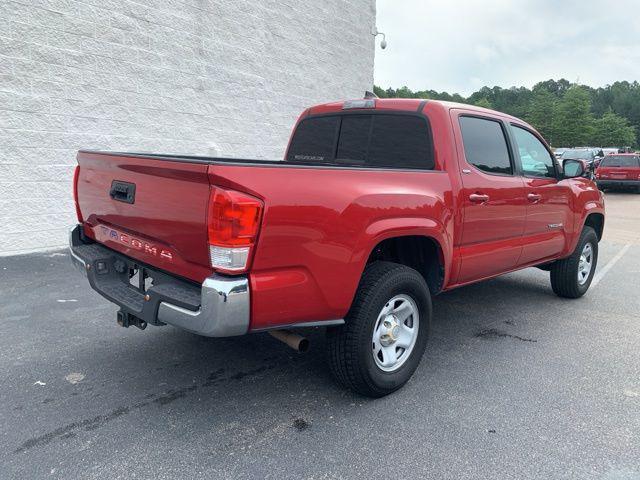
[{"x1": 76, "y1": 151, "x2": 212, "y2": 283}]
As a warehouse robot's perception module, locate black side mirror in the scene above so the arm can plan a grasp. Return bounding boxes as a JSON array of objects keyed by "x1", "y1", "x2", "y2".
[{"x1": 563, "y1": 159, "x2": 585, "y2": 178}]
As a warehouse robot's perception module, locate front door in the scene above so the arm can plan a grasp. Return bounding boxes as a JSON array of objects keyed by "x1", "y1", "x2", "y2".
[
  {"x1": 508, "y1": 124, "x2": 573, "y2": 265},
  {"x1": 454, "y1": 113, "x2": 527, "y2": 284}
]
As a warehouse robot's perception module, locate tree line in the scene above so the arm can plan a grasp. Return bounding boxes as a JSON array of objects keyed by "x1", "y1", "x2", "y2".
[{"x1": 373, "y1": 79, "x2": 639, "y2": 148}]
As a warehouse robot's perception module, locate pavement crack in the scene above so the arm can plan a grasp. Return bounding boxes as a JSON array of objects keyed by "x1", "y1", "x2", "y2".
[
  {"x1": 476, "y1": 328, "x2": 537, "y2": 343},
  {"x1": 13, "y1": 363, "x2": 278, "y2": 454}
]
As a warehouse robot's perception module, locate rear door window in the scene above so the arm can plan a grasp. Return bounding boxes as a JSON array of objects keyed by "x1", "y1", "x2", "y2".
[
  {"x1": 459, "y1": 116, "x2": 513, "y2": 175},
  {"x1": 286, "y1": 114, "x2": 434, "y2": 169}
]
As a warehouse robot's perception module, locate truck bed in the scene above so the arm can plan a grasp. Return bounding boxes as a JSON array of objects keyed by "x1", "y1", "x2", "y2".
[{"x1": 75, "y1": 149, "x2": 453, "y2": 331}]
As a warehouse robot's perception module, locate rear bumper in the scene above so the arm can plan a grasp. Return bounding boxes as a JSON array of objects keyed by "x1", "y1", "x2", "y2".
[
  {"x1": 69, "y1": 225, "x2": 249, "y2": 337},
  {"x1": 597, "y1": 179, "x2": 639, "y2": 188}
]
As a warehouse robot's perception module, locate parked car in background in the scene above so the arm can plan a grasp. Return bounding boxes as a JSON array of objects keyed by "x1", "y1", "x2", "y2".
[
  {"x1": 561, "y1": 148, "x2": 598, "y2": 170},
  {"x1": 595, "y1": 154, "x2": 640, "y2": 192},
  {"x1": 602, "y1": 148, "x2": 619, "y2": 156},
  {"x1": 575, "y1": 147, "x2": 605, "y2": 167},
  {"x1": 69, "y1": 97, "x2": 605, "y2": 397}
]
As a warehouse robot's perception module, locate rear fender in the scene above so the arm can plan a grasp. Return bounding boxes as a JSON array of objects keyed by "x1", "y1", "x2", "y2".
[{"x1": 351, "y1": 217, "x2": 451, "y2": 292}]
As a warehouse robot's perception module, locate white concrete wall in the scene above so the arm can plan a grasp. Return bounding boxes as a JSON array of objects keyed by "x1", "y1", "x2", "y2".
[{"x1": 0, "y1": 0, "x2": 375, "y2": 255}]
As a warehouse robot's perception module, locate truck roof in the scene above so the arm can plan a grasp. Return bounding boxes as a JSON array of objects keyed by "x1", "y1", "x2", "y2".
[{"x1": 306, "y1": 98, "x2": 522, "y2": 123}]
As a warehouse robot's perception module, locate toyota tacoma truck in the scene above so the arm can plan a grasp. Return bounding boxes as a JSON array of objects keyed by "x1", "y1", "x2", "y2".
[{"x1": 70, "y1": 97, "x2": 605, "y2": 397}]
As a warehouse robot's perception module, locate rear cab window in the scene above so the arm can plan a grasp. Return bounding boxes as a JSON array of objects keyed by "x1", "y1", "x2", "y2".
[{"x1": 286, "y1": 113, "x2": 435, "y2": 170}]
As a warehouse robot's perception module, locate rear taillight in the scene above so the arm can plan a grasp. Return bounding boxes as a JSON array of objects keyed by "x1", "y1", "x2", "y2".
[
  {"x1": 73, "y1": 165, "x2": 83, "y2": 222},
  {"x1": 207, "y1": 187, "x2": 263, "y2": 273}
]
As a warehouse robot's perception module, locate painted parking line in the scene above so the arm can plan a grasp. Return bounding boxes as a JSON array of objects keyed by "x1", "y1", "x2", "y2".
[{"x1": 591, "y1": 244, "x2": 632, "y2": 288}]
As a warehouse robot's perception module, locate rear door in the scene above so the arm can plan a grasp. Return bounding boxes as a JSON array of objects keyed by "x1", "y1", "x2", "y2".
[
  {"x1": 453, "y1": 113, "x2": 527, "y2": 283},
  {"x1": 508, "y1": 125, "x2": 573, "y2": 265}
]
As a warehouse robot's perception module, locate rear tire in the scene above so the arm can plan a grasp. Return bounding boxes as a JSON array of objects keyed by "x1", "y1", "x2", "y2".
[
  {"x1": 550, "y1": 226, "x2": 598, "y2": 298},
  {"x1": 326, "y1": 261, "x2": 431, "y2": 397}
]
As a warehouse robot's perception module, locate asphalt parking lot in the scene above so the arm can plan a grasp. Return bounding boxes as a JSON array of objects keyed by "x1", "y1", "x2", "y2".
[{"x1": 1, "y1": 192, "x2": 639, "y2": 480}]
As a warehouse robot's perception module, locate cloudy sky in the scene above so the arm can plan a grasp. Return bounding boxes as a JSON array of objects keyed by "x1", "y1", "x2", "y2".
[{"x1": 374, "y1": 0, "x2": 640, "y2": 96}]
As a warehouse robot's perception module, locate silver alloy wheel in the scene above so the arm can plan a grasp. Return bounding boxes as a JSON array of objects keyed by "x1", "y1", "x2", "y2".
[
  {"x1": 372, "y1": 294, "x2": 419, "y2": 372},
  {"x1": 578, "y1": 243, "x2": 594, "y2": 285}
]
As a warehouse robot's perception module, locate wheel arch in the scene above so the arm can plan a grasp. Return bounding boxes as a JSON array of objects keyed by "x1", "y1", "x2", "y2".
[
  {"x1": 584, "y1": 211, "x2": 604, "y2": 241},
  {"x1": 364, "y1": 232, "x2": 448, "y2": 295}
]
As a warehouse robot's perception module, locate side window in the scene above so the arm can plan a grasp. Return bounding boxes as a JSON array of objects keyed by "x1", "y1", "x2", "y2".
[
  {"x1": 459, "y1": 116, "x2": 512, "y2": 175},
  {"x1": 511, "y1": 126, "x2": 556, "y2": 178}
]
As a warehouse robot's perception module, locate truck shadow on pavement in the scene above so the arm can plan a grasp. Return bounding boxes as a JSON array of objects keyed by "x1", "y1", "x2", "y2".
[{"x1": 13, "y1": 268, "x2": 557, "y2": 456}]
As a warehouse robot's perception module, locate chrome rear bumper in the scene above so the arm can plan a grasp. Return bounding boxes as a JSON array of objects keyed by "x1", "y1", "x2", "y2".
[{"x1": 69, "y1": 225, "x2": 250, "y2": 337}]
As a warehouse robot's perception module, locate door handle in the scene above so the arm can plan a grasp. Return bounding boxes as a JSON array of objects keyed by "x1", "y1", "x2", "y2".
[
  {"x1": 469, "y1": 193, "x2": 489, "y2": 204},
  {"x1": 527, "y1": 193, "x2": 541, "y2": 203}
]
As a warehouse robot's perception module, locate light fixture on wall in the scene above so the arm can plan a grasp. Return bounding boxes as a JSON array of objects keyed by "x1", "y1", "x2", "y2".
[{"x1": 372, "y1": 27, "x2": 387, "y2": 49}]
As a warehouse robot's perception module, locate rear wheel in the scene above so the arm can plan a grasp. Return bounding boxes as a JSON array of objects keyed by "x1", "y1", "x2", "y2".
[
  {"x1": 550, "y1": 226, "x2": 598, "y2": 298},
  {"x1": 326, "y1": 261, "x2": 431, "y2": 397}
]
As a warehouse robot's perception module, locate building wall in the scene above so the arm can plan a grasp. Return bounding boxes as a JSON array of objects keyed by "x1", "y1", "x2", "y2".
[{"x1": 0, "y1": 0, "x2": 375, "y2": 255}]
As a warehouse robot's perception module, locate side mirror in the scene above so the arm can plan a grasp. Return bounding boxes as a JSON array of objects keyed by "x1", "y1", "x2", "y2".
[{"x1": 563, "y1": 159, "x2": 585, "y2": 178}]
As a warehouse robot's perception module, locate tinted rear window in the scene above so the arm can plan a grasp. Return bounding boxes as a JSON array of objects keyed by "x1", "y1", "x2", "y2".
[
  {"x1": 459, "y1": 116, "x2": 512, "y2": 175},
  {"x1": 286, "y1": 116, "x2": 338, "y2": 162},
  {"x1": 286, "y1": 114, "x2": 434, "y2": 169},
  {"x1": 336, "y1": 115, "x2": 371, "y2": 164},
  {"x1": 368, "y1": 115, "x2": 432, "y2": 168},
  {"x1": 600, "y1": 155, "x2": 640, "y2": 167}
]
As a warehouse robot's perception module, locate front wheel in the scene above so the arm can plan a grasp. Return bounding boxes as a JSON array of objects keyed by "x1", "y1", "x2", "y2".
[
  {"x1": 326, "y1": 261, "x2": 431, "y2": 397},
  {"x1": 550, "y1": 226, "x2": 598, "y2": 298}
]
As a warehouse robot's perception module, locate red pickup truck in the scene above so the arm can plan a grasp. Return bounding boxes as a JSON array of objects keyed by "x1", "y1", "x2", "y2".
[{"x1": 70, "y1": 97, "x2": 605, "y2": 397}]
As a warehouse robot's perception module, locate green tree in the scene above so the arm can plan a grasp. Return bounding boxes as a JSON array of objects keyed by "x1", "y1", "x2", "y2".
[
  {"x1": 524, "y1": 89, "x2": 557, "y2": 145},
  {"x1": 533, "y1": 79, "x2": 572, "y2": 98},
  {"x1": 373, "y1": 80, "x2": 638, "y2": 147},
  {"x1": 474, "y1": 97, "x2": 492, "y2": 109},
  {"x1": 373, "y1": 85, "x2": 388, "y2": 98},
  {"x1": 474, "y1": 97, "x2": 493, "y2": 108},
  {"x1": 593, "y1": 109, "x2": 636, "y2": 147},
  {"x1": 551, "y1": 86, "x2": 595, "y2": 146}
]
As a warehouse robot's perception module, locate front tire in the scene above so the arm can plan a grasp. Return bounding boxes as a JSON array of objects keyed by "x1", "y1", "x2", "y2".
[
  {"x1": 326, "y1": 261, "x2": 431, "y2": 397},
  {"x1": 550, "y1": 226, "x2": 598, "y2": 298}
]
